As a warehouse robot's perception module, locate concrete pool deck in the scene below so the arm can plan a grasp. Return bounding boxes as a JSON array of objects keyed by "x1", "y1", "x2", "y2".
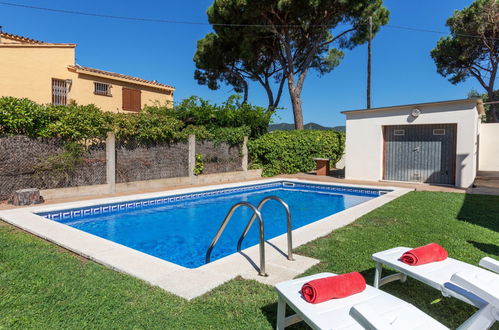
[{"x1": 0, "y1": 178, "x2": 411, "y2": 300}]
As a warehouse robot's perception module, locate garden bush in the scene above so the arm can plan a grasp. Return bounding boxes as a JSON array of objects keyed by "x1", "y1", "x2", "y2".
[
  {"x1": 0, "y1": 97, "x2": 111, "y2": 142},
  {"x1": 145, "y1": 95, "x2": 271, "y2": 138},
  {"x1": 248, "y1": 130, "x2": 345, "y2": 176},
  {"x1": 0, "y1": 96, "x2": 259, "y2": 145}
]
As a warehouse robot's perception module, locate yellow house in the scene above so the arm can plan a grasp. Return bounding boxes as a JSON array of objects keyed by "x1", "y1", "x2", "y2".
[{"x1": 0, "y1": 32, "x2": 175, "y2": 112}]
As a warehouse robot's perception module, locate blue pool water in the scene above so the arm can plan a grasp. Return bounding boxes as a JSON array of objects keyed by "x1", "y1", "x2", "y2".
[{"x1": 39, "y1": 182, "x2": 386, "y2": 268}]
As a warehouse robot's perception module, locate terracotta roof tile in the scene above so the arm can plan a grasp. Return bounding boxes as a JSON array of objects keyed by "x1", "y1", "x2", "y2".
[
  {"x1": 0, "y1": 31, "x2": 46, "y2": 43},
  {"x1": 0, "y1": 31, "x2": 75, "y2": 46},
  {"x1": 69, "y1": 65, "x2": 175, "y2": 90}
]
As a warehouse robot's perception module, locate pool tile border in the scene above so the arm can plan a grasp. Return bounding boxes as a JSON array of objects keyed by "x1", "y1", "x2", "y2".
[{"x1": 37, "y1": 181, "x2": 389, "y2": 221}]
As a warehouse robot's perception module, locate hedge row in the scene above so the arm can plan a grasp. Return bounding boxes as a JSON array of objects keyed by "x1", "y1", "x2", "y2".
[
  {"x1": 248, "y1": 130, "x2": 345, "y2": 176},
  {"x1": 0, "y1": 95, "x2": 268, "y2": 144}
]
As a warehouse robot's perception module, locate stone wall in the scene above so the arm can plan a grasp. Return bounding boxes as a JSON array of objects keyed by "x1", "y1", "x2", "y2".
[
  {"x1": 0, "y1": 136, "x2": 106, "y2": 199},
  {"x1": 196, "y1": 141, "x2": 242, "y2": 174},
  {"x1": 116, "y1": 142, "x2": 189, "y2": 183}
]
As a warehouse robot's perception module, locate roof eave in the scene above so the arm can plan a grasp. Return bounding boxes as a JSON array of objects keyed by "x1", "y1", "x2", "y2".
[
  {"x1": 342, "y1": 98, "x2": 484, "y2": 115},
  {"x1": 68, "y1": 66, "x2": 175, "y2": 91},
  {"x1": 0, "y1": 43, "x2": 77, "y2": 48}
]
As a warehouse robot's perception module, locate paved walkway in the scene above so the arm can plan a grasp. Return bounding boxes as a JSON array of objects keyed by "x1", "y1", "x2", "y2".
[{"x1": 3, "y1": 172, "x2": 499, "y2": 210}]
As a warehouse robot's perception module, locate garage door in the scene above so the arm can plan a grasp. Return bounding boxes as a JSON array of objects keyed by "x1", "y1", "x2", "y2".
[{"x1": 383, "y1": 124, "x2": 456, "y2": 185}]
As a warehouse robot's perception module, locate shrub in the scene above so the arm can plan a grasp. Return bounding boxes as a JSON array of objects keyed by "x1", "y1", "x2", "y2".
[
  {"x1": 174, "y1": 125, "x2": 249, "y2": 145},
  {"x1": 209, "y1": 126, "x2": 250, "y2": 145},
  {"x1": 193, "y1": 153, "x2": 204, "y2": 176},
  {"x1": 112, "y1": 112, "x2": 184, "y2": 144},
  {"x1": 248, "y1": 130, "x2": 345, "y2": 176},
  {"x1": 146, "y1": 95, "x2": 271, "y2": 138},
  {"x1": 0, "y1": 97, "x2": 47, "y2": 136},
  {"x1": 0, "y1": 97, "x2": 110, "y2": 141},
  {"x1": 38, "y1": 104, "x2": 111, "y2": 141},
  {"x1": 0, "y1": 96, "x2": 256, "y2": 145}
]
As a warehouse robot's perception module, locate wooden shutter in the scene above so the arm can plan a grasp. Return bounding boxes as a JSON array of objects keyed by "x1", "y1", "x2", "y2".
[
  {"x1": 122, "y1": 88, "x2": 141, "y2": 112},
  {"x1": 132, "y1": 89, "x2": 141, "y2": 111}
]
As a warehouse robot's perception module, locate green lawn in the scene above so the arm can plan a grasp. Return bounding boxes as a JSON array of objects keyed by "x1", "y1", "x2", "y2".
[{"x1": 0, "y1": 191, "x2": 498, "y2": 329}]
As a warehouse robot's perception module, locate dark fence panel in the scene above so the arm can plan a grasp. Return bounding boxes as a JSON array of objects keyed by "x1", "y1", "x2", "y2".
[
  {"x1": 0, "y1": 135, "x2": 106, "y2": 199},
  {"x1": 196, "y1": 141, "x2": 242, "y2": 174},
  {"x1": 115, "y1": 141, "x2": 189, "y2": 183}
]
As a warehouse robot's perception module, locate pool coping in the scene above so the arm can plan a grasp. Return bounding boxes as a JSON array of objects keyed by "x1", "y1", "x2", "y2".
[{"x1": 0, "y1": 178, "x2": 412, "y2": 300}]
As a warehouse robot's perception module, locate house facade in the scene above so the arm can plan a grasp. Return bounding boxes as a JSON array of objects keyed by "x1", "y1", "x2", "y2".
[
  {"x1": 342, "y1": 99, "x2": 485, "y2": 188},
  {"x1": 0, "y1": 32, "x2": 174, "y2": 112}
]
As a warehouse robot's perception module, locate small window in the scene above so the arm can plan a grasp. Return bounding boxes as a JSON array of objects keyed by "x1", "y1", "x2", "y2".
[
  {"x1": 433, "y1": 128, "x2": 446, "y2": 136},
  {"x1": 393, "y1": 129, "x2": 405, "y2": 136},
  {"x1": 94, "y1": 82, "x2": 112, "y2": 96},
  {"x1": 52, "y1": 78, "x2": 68, "y2": 105}
]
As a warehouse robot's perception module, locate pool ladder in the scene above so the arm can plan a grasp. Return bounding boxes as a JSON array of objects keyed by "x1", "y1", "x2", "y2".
[{"x1": 205, "y1": 196, "x2": 293, "y2": 276}]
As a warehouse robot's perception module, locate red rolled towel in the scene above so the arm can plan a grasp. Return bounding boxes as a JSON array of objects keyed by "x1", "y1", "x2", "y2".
[
  {"x1": 400, "y1": 243, "x2": 448, "y2": 266},
  {"x1": 301, "y1": 272, "x2": 366, "y2": 304}
]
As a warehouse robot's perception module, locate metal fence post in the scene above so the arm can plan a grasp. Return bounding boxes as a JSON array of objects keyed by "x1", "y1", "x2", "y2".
[
  {"x1": 106, "y1": 132, "x2": 116, "y2": 193},
  {"x1": 242, "y1": 136, "x2": 248, "y2": 172}
]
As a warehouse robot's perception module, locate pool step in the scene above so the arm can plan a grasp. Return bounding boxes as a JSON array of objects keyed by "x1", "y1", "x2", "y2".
[{"x1": 240, "y1": 253, "x2": 319, "y2": 286}]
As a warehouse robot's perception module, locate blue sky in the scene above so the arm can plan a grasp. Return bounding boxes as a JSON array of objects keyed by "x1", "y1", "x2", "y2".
[{"x1": 0, "y1": 0, "x2": 483, "y2": 126}]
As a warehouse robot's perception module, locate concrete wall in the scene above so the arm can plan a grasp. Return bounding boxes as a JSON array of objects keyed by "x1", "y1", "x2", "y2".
[
  {"x1": 0, "y1": 44, "x2": 173, "y2": 111},
  {"x1": 479, "y1": 123, "x2": 499, "y2": 172},
  {"x1": 344, "y1": 100, "x2": 480, "y2": 188}
]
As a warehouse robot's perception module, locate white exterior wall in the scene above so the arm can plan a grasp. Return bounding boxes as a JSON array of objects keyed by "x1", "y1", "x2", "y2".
[
  {"x1": 344, "y1": 101, "x2": 480, "y2": 188},
  {"x1": 479, "y1": 123, "x2": 499, "y2": 172}
]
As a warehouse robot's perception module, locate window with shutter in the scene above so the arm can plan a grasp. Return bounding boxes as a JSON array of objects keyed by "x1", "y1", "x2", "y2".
[
  {"x1": 122, "y1": 88, "x2": 141, "y2": 112},
  {"x1": 52, "y1": 78, "x2": 68, "y2": 105}
]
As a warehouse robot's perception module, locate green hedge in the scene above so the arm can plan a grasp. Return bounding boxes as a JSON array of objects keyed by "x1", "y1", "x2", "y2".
[
  {"x1": 248, "y1": 130, "x2": 345, "y2": 176},
  {"x1": 0, "y1": 96, "x2": 263, "y2": 145}
]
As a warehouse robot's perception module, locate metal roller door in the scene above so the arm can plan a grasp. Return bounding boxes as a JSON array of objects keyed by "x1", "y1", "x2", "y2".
[{"x1": 383, "y1": 124, "x2": 456, "y2": 185}]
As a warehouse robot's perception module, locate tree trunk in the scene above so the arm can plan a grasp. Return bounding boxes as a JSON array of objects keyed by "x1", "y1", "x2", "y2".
[
  {"x1": 288, "y1": 84, "x2": 304, "y2": 130},
  {"x1": 242, "y1": 83, "x2": 248, "y2": 104},
  {"x1": 263, "y1": 83, "x2": 275, "y2": 112}
]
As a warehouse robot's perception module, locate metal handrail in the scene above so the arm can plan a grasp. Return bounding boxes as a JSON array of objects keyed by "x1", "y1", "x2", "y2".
[
  {"x1": 205, "y1": 202, "x2": 267, "y2": 276},
  {"x1": 237, "y1": 196, "x2": 293, "y2": 261}
]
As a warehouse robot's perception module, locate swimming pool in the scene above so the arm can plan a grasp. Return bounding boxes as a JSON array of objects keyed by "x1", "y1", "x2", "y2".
[{"x1": 37, "y1": 181, "x2": 388, "y2": 268}]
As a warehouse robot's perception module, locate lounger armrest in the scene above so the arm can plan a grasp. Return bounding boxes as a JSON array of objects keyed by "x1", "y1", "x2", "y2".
[
  {"x1": 451, "y1": 272, "x2": 499, "y2": 307},
  {"x1": 350, "y1": 304, "x2": 395, "y2": 330},
  {"x1": 479, "y1": 257, "x2": 499, "y2": 274}
]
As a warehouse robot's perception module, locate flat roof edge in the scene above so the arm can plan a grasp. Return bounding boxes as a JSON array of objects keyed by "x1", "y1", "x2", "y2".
[{"x1": 342, "y1": 98, "x2": 483, "y2": 115}]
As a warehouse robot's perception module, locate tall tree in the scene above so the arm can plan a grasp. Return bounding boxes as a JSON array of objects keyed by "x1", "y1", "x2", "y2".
[
  {"x1": 259, "y1": 0, "x2": 389, "y2": 129},
  {"x1": 431, "y1": 0, "x2": 499, "y2": 122},
  {"x1": 194, "y1": 13, "x2": 286, "y2": 111},
  {"x1": 205, "y1": 0, "x2": 389, "y2": 130}
]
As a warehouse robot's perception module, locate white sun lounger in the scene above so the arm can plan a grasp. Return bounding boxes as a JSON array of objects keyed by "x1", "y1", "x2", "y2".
[
  {"x1": 371, "y1": 247, "x2": 499, "y2": 308},
  {"x1": 479, "y1": 257, "x2": 499, "y2": 274},
  {"x1": 275, "y1": 272, "x2": 449, "y2": 329},
  {"x1": 451, "y1": 270, "x2": 499, "y2": 330}
]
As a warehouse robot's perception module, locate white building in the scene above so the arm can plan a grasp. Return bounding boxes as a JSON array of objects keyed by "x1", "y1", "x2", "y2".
[{"x1": 342, "y1": 99, "x2": 486, "y2": 188}]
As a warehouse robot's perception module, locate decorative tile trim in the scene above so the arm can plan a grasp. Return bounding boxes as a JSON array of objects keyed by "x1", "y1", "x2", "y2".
[
  {"x1": 289, "y1": 182, "x2": 387, "y2": 197},
  {"x1": 37, "y1": 181, "x2": 390, "y2": 221}
]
